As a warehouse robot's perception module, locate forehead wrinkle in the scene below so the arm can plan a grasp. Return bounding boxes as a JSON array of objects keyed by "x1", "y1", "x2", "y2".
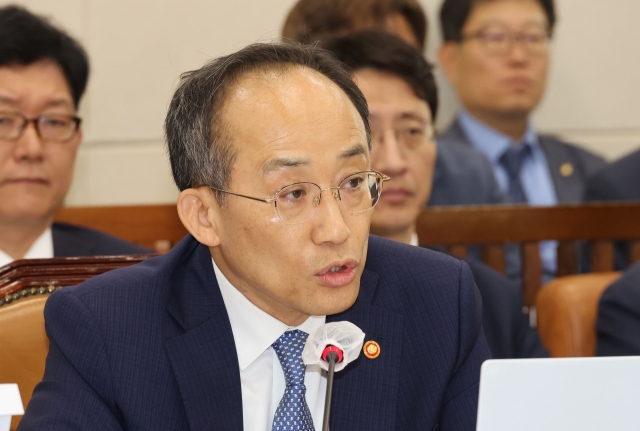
[{"x1": 261, "y1": 156, "x2": 310, "y2": 175}]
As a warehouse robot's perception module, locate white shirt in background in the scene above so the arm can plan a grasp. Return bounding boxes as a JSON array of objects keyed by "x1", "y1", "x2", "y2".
[
  {"x1": 213, "y1": 258, "x2": 327, "y2": 431},
  {"x1": 0, "y1": 228, "x2": 54, "y2": 268}
]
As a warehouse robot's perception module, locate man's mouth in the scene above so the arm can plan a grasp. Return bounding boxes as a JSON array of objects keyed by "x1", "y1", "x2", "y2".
[
  {"x1": 315, "y1": 260, "x2": 357, "y2": 287},
  {"x1": 381, "y1": 188, "x2": 412, "y2": 203},
  {"x1": 1, "y1": 178, "x2": 49, "y2": 186}
]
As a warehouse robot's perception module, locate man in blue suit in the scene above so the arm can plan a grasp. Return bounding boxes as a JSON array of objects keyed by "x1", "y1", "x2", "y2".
[
  {"x1": 437, "y1": 0, "x2": 606, "y2": 280},
  {"x1": 21, "y1": 42, "x2": 490, "y2": 430},
  {"x1": 0, "y1": 6, "x2": 148, "y2": 265}
]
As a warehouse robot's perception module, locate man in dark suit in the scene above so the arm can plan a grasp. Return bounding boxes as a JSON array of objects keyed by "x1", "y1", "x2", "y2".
[
  {"x1": 282, "y1": 0, "x2": 504, "y2": 207},
  {"x1": 437, "y1": 0, "x2": 606, "y2": 279},
  {"x1": 596, "y1": 262, "x2": 640, "y2": 356},
  {"x1": 0, "y1": 6, "x2": 147, "y2": 265},
  {"x1": 584, "y1": 148, "x2": 640, "y2": 270},
  {"x1": 322, "y1": 30, "x2": 546, "y2": 359},
  {"x1": 21, "y1": 42, "x2": 490, "y2": 430}
]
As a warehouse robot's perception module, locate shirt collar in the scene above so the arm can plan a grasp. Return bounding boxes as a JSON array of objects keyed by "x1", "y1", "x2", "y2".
[
  {"x1": 457, "y1": 109, "x2": 539, "y2": 163},
  {"x1": 0, "y1": 228, "x2": 54, "y2": 268},
  {"x1": 213, "y1": 258, "x2": 326, "y2": 371}
]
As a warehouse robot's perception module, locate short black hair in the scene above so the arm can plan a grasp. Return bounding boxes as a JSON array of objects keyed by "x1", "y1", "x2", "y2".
[
  {"x1": 321, "y1": 30, "x2": 438, "y2": 120},
  {"x1": 0, "y1": 5, "x2": 89, "y2": 107},
  {"x1": 165, "y1": 42, "x2": 371, "y2": 197},
  {"x1": 440, "y1": 0, "x2": 556, "y2": 42},
  {"x1": 282, "y1": 0, "x2": 428, "y2": 51}
]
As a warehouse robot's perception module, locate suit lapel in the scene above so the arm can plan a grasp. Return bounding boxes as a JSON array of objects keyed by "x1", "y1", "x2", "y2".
[
  {"x1": 539, "y1": 137, "x2": 582, "y2": 203},
  {"x1": 327, "y1": 269, "x2": 403, "y2": 431},
  {"x1": 164, "y1": 240, "x2": 243, "y2": 431},
  {"x1": 438, "y1": 118, "x2": 472, "y2": 147}
]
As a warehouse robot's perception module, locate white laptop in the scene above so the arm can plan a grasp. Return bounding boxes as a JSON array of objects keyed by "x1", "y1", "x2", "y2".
[{"x1": 477, "y1": 356, "x2": 640, "y2": 431}]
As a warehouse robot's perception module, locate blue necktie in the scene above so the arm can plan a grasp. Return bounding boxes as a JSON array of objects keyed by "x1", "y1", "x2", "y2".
[
  {"x1": 272, "y1": 330, "x2": 315, "y2": 431},
  {"x1": 499, "y1": 145, "x2": 531, "y2": 204}
]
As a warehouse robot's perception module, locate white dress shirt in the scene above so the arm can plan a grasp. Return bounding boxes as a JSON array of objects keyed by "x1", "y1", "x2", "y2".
[
  {"x1": 213, "y1": 258, "x2": 327, "y2": 431},
  {"x1": 0, "y1": 228, "x2": 54, "y2": 268}
]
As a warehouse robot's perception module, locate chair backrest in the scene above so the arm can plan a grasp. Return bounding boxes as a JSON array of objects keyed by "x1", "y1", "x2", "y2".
[
  {"x1": 535, "y1": 272, "x2": 621, "y2": 357},
  {"x1": 0, "y1": 256, "x2": 152, "y2": 431},
  {"x1": 55, "y1": 204, "x2": 188, "y2": 253},
  {"x1": 416, "y1": 203, "x2": 640, "y2": 307}
]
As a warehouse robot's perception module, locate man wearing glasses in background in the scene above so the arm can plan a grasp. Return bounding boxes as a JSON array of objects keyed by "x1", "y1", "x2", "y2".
[
  {"x1": 437, "y1": 0, "x2": 606, "y2": 281},
  {"x1": 22, "y1": 42, "x2": 490, "y2": 430},
  {"x1": 0, "y1": 5, "x2": 147, "y2": 266}
]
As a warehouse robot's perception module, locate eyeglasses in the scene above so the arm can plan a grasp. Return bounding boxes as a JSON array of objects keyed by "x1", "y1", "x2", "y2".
[
  {"x1": 210, "y1": 170, "x2": 390, "y2": 224},
  {"x1": 0, "y1": 112, "x2": 82, "y2": 143},
  {"x1": 460, "y1": 25, "x2": 550, "y2": 56}
]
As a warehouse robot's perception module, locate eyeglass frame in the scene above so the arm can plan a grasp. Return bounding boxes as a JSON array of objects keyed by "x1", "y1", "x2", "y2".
[
  {"x1": 457, "y1": 25, "x2": 551, "y2": 56},
  {"x1": 208, "y1": 169, "x2": 391, "y2": 224},
  {"x1": 0, "y1": 112, "x2": 82, "y2": 143}
]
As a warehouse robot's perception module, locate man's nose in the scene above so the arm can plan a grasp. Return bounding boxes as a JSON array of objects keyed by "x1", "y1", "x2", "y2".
[
  {"x1": 12, "y1": 122, "x2": 45, "y2": 161},
  {"x1": 506, "y1": 38, "x2": 529, "y2": 63},
  {"x1": 372, "y1": 129, "x2": 408, "y2": 174},
  {"x1": 310, "y1": 189, "x2": 350, "y2": 246}
]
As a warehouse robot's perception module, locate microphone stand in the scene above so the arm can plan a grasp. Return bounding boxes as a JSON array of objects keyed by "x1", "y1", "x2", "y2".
[{"x1": 322, "y1": 351, "x2": 338, "y2": 431}]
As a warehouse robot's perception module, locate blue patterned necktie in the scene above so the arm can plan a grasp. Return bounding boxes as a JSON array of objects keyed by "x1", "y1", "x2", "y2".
[
  {"x1": 499, "y1": 145, "x2": 531, "y2": 204},
  {"x1": 271, "y1": 330, "x2": 315, "y2": 431}
]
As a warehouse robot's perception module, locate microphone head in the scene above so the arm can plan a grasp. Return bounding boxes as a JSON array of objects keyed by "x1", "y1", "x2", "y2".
[
  {"x1": 302, "y1": 321, "x2": 365, "y2": 372},
  {"x1": 321, "y1": 345, "x2": 344, "y2": 364}
]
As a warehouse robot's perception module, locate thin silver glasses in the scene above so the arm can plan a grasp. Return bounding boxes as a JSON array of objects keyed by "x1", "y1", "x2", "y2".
[
  {"x1": 211, "y1": 170, "x2": 390, "y2": 224},
  {"x1": 0, "y1": 112, "x2": 82, "y2": 143}
]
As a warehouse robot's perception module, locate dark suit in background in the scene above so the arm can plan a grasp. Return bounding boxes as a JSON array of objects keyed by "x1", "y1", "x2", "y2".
[
  {"x1": 429, "y1": 139, "x2": 504, "y2": 206},
  {"x1": 596, "y1": 262, "x2": 640, "y2": 356},
  {"x1": 21, "y1": 235, "x2": 490, "y2": 431},
  {"x1": 438, "y1": 120, "x2": 607, "y2": 204},
  {"x1": 51, "y1": 222, "x2": 151, "y2": 257},
  {"x1": 464, "y1": 258, "x2": 548, "y2": 359},
  {"x1": 584, "y1": 149, "x2": 640, "y2": 269}
]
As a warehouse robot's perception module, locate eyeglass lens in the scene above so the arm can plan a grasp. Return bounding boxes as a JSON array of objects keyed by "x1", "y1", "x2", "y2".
[
  {"x1": 274, "y1": 172, "x2": 383, "y2": 223},
  {"x1": 0, "y1": 113, "x2": 79, "y2": 142}
]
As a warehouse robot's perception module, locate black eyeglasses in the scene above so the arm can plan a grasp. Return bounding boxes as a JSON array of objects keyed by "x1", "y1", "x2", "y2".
[
  {"x1": 210, "y1": 170, "x2": 391, "y2": 224},
  {"x1": 460, "y1": 25, "x2": 551, "y2": 56},
  {"x1": 0, "y1": 112, "x2": 82, "y2": 143}
]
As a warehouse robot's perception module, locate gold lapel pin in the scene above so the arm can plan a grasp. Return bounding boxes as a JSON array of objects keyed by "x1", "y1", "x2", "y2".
[
  {"x1": 560, "y1": 163, "x2": 574, "y2": 177},
  {"x1": 363, "y1": 340, "x2": 381, "y2": 359}
]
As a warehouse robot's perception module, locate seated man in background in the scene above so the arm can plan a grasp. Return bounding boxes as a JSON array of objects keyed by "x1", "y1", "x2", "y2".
[
  {"x1": 597, "y1": 261, "x2": 640, "y2": 356},
  {"x1": 437, "y1": 0, "x2": 606, "y2": 279},
  {"x1": 22, "y1": 42, "x2": 489, "y2": 430},
  {"x1": 283, "y1": 0, "x2": 504, "y2": 207},
  {"x1": 0, "y1": 5, "x2": 148, "y2": 266},
  {"x1": 323, "y1": 30, "x2": 547, "y2": 359}
]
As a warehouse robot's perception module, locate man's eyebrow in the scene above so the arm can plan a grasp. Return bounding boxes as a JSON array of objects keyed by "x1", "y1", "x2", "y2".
[
  {"x1": 262, "y1": 156, "x2": 310, "y2": 175},
  {"x1": 0, "y1": 96, "x2": 16, "y2": 105},
  {"x1": 44, "y1": 99, "x2": 74, "y2": 109},
  {"x1": 397, "y1": 112, "x2": 430, "y2": 123},
  {"x1": 339, "y1": 142, "x2": 368, "y2": 160}
]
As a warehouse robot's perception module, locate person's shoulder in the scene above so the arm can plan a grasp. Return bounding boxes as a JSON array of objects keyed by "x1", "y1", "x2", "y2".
[
  {"x1": 365, "y1": 236, "x2": 474, "y2": 314},
  {"x1": 585, "y1": 149, "x2": 640, "y2": 201},
  {"x1": 52, "y1": 222, "x2": 153, "y2": 256},
  {"x1": 601, "y1": 262, "x2": 640, "y2": 304},
  {"x1": 538, "y1": 135, "x2": 607, "y2": 171},
  {"x1": 47, "y1": 234, "x2": 198, "y2": 312}
]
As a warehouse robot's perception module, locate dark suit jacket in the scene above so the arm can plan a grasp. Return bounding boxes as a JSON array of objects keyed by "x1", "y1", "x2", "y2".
[
  {"x1": 464, "y1": 258, "x2": 548, "y2": 359},
  {"x1": 596, "y1": 262, "x2": 640, "y2": 356},
  {"x1": 21, "y1": 235, "x2": 490, "y2": 431},
  {"x1": 429, "y1": 138, "x2": 504, "y2": 206},
  {"x1": 438, "y1": 119, "x2": 607, "y2": 203},
  {"x1": 52, "y1": 222, "x2": 151, "y2": 257},
  {"x1": 584, "y1": 149, "x2": 640, "y2": 270},
  {"x1": 584, "y1": 148, "x2": 640, "y2": 203}
]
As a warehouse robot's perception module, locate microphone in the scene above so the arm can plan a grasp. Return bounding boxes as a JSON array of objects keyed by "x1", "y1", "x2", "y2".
[{"x1": 302, "y1": 321, "x2": 365, "y2": 431}]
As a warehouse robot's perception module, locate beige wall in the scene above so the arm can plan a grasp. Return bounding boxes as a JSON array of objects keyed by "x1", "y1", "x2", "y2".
[{"x1": 2, "y1": 0, "x2": 639, "y2": 206}]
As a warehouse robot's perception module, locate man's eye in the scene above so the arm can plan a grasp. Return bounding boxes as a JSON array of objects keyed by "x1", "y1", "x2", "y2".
[
  {"x1": 0, "y1": 117, "x2": 15, "y2": 126},
  {"x1": 282, "y1": 188, "x2": 306, "y2": 200},
  {"x1": 44, "y1": 118, "x2": 70, "y2": 128},
  {"x1": 343, "y1": 176, "x2": 364, "y2": 190},
  {"x1": 482, "y1": 32, "x2": 507, "y2": 43},
  {"x1": 524, "y1": 33, "x2": 546, "y2": 44}
]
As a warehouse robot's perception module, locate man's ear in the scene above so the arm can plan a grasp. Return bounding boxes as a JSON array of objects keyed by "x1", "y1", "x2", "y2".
[
  {"x1": 177, "y1": 187, "x2": 221, "y2": 247},
  {"x1": 438, "y1": 42, "x2": 459, "y2": 87}
]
